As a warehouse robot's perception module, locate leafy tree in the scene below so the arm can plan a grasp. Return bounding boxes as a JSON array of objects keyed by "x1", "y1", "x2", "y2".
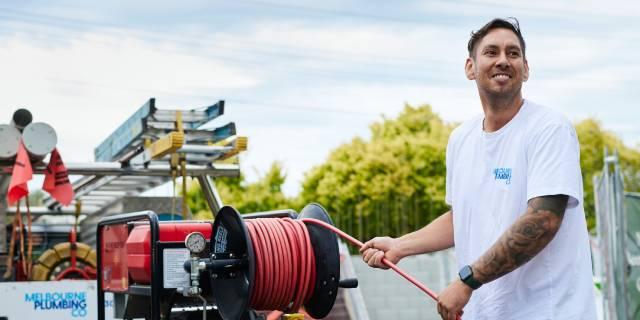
[
  {"x1": 28, "y1": 190, "x2": 45, "y2": 206},
  {"x1": 575, "y1": 118, "x2": 640, "y2": 230},
  {"x1": 185, "y1": 162, "x2": 296, "y2": 219},
  {"x1": 300, "y1": 104, "x2": 453, "y2": 241}
]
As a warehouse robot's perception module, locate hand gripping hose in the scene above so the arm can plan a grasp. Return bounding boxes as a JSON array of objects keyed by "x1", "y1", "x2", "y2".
[{"x1": 301, "y1": 218, "x2": 462, "y2": 320}]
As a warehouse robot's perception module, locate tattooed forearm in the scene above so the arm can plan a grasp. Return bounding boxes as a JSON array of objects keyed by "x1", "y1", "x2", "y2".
[{"x1": 471, "y1": 195, "x2": 568, "y2": 284}]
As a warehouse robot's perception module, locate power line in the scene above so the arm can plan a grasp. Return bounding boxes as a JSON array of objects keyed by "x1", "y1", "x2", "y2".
[
  {"x1": 47, "y1": 77, "x2": 380, "y2": 117},
  {"x1": 0, "y1": 7, "x2": 446, "y2": 68},
  {"x1": 229, "y1": 98, "x2": 379, "y2": 116},
  {"x1": 238, "y1": 0, "x2": 427, "y2": 24},
  {"x1": 237, "y1": 0, "x2": 640, "y2": 30},
  {"x1": 0, "y1": 15, "x2": 458, "y2": 85}
]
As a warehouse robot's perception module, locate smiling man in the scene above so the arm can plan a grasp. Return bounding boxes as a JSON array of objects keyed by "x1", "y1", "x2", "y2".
[{"x1": 360, "y1": 18, "x2": 596, "y2": 319}]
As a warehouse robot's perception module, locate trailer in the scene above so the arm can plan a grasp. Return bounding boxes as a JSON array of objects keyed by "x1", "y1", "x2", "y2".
[{"x1": 0, "y1": 98, "x2": 361, "y2": 320}]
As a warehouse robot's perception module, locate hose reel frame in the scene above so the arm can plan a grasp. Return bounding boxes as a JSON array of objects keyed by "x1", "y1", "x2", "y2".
[{"x1": 210, "y1": 203, "x2": 340, "y2": 319}]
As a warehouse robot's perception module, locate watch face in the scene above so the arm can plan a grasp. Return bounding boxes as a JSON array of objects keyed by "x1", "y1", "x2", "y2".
[
  {"x1": 185, "y1": 232, "x2": 206, "y2": 254},
  {"x1": 459, "y1": 265, "x2": 473, "y2": 280}
]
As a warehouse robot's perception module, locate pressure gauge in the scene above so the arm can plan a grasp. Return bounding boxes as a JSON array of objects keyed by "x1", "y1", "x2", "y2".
[{"x1": 185, "y1": 232, "x2": 206, "y2": 254}]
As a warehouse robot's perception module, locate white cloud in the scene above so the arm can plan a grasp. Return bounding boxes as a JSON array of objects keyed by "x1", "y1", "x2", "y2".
[
  {"x1": 0, "y1": 31, "x2": 262, "y2": 161},
  {"x1": 233, "y1": 80, "x2": 480, "y2": 196},
  {"x1": 527, "y1": 36, "x2": 609, "y2": 71},
  {"x1": 203, "y1": 20, "x2": 466, "y2": 75},
  {"x1": 474, "y1": 0, "x2": 640, "y2": 19},
  {"x1": 420, "y1": 0, "x2": 640, "y2": 21}
]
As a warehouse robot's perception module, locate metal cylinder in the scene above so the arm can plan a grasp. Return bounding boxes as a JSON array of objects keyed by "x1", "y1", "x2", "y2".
[
  {"x1": 11, "y1": 108, "x2": 33, "y2": 131},
  {"x1": 22, "y1": 122, "x2": 57, "y2": 160},
  {"x1": 0, "y1": 124, "x2": 21, "y2": 160}
]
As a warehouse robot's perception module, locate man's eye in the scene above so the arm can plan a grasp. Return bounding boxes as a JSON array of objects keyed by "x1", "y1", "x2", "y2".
[
  {"x1": 509, "y1": 51, "x2": 520, "y2": 57},
  {"x1": 485, "y1": 50, "x2": 496, "y2": 56}
]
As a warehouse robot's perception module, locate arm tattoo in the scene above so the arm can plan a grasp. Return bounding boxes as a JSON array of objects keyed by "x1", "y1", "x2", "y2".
[{"x1": 471, "y1": 195, "x2": 568, "y2": 284}]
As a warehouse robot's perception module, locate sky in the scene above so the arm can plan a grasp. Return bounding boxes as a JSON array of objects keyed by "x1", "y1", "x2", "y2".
[{"x1": 0, "y1": 0, "x2": 638, "y2": 197}]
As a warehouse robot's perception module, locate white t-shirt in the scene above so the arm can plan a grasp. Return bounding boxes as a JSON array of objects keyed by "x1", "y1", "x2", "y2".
[{"x1": 445, "y1": 100, "x2": 596, "y2": 320}]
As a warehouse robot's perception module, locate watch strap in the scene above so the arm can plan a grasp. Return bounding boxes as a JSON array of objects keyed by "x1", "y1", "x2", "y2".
[{"x1": 459, "y1": 265, "x2": 482, "y2": 290}]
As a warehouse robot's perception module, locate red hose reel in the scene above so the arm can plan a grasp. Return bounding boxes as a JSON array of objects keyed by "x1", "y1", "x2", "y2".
[{"x1": 210, "y1": 203, "x2": 343, "y2": 319}]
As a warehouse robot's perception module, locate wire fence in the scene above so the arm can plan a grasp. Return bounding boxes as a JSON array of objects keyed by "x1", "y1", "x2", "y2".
[
  {"x1": 593, "y1": 149, "x2": 640, "y2": 319},
  {"x1": 329, "y1": 194, "x2": 447, "y2": 253}
]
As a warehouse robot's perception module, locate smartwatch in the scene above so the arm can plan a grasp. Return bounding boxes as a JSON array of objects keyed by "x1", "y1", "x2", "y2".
[{"x1": 458, "y1": 265, "x2": 482, "y2": 290}]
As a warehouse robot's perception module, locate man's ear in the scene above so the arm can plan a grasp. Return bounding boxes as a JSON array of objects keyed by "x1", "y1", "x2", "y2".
[
  {"x1": 465, "y1": 57, "x2": 475, "y2": 80},
  {"x1": 523, "y1": 58, "x2": 529, "y2": 82}
]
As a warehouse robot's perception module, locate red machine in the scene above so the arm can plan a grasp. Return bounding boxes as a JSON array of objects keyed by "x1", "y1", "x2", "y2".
[
  {"x1": 97, "y1": 206, "x2": 359, "y2": 320},
  {"x1": 101, "y1": 219, "x2": 213, "y2": 291},
  {"x1": 98, "y1": 211, "x2": 221, "y2": 320},
  {"x1": 127, "y1": 222, "x2": 211, "y2": 284}
]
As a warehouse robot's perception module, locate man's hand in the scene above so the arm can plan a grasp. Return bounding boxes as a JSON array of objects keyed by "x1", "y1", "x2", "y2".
[
  {"x1": 437, "y1": 279, "x2": 471, "y2": 320},
  {"x1": 360, "y1": 236, "x2": 403, "y2": 269},
  {"x1": 360, "y1": 211, "x2": 455, "y2": 269}
]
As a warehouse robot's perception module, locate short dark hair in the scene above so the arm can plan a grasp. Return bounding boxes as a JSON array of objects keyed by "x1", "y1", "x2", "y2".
[{"x1": 467, "y1": 17, "x2": 526, "y2": 59}]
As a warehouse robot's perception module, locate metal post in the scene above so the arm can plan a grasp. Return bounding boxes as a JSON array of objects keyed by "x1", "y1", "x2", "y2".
[
  {"x1": 598, "y1": 148, "x2": 629, "y2": 319},
  {"x1": 611, "y1": 151, "x2": 628, "y2": 318},
  {"x1": 604, "y1": 150, "x2": 615, "y2": 319},
  {"x1": 0, "y1": 177, "x2": 9, "y2": 253},
  {"x1": 594, "y1": 172, "x2": 607, "y2": 320},
  {"x1": 196, "y1": 176, "x2": 223, "y2": 215},
  {"x1": 0, "y1": 196, "x2": 5, "y2": 254}
]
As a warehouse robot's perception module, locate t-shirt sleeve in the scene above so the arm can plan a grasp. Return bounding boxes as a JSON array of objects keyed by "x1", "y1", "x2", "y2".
[
  {"x1": 445, "y1": 134, "x2": 454, "y2": 206},
  {"x1": 526, "y1": 122, "x2": 583, "y2": 209}
]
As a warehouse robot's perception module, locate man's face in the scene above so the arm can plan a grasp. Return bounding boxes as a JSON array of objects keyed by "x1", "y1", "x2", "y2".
[{"x1": 465, "y1": 28, "x2": 529, "y2": 98}]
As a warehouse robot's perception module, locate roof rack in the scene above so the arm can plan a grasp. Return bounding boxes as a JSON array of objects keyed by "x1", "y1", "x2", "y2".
[{"x1": 1, "y1": 98, "x2": 247, "y2": 218}]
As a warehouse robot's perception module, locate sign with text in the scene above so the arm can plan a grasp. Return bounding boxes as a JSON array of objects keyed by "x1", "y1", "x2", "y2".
[{"x1": 0, "y1": 280, "x2": 113, "y2": 319}]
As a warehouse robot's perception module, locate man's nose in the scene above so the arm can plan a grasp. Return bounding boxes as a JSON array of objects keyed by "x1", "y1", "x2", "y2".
[{"x1": 496, "y1": 52, "x2": 509, "y2": 68}]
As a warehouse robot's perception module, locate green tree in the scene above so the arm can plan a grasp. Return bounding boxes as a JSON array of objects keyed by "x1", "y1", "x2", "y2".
[
  {"x1": 300, "y1": 108, "x2": 640, "y2": 240},
  {"x1": 575, "y1": 118, "x2": 640, "y2": 230},
  {"x1": 28, "y1": 190, "x2": 45, "y2": 206},
  {"x1": 300, "y1": 104, "x2": 453, "y2": 241},
  {"x1": 185, "y1": 162, "x2": 296, "y2": 219}
]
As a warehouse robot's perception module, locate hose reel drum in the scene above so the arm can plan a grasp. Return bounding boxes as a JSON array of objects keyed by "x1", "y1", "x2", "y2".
[{"x1": 208, "y1": 203, "x2": 342, "y2": 319}]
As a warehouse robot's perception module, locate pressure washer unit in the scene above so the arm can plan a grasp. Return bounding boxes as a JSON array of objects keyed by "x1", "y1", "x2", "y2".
[{"x1": 97, "y1": 203, "x2": 358, "y2": 320}]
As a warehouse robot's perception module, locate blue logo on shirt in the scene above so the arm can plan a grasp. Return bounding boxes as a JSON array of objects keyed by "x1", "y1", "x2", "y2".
[{"x1": 494, "y1": 168, "x2": 512, "y2": 185}]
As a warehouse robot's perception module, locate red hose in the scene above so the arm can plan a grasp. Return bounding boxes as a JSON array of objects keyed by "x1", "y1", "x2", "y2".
[
  {"x1": 300, "y1": 218, "x2": 462, "y2": 320},
  {"x1": 246, "y1": 217, "x2": 460, "y2": 319},
  {"x1": 246, "y1": 218, "x2": 316, "y2": 312}
]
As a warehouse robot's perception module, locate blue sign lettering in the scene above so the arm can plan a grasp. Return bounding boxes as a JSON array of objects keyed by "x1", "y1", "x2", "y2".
[{"x1": 24, "y1": 290, "x2": 88, "y2": 318}]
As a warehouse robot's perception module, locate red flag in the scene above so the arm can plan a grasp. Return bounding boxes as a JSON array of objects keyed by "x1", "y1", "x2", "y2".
[
  {"x1": 43, "y1": 148, "x2": 74, "y2": 206},
  {"x1": 7, "y1": 142, "x2": 32, "y2": 205}
]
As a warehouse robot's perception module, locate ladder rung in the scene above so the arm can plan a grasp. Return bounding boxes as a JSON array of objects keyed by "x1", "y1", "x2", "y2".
[{"x1": 94, "y1": 99, "x2": 225, "y2": 162}]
